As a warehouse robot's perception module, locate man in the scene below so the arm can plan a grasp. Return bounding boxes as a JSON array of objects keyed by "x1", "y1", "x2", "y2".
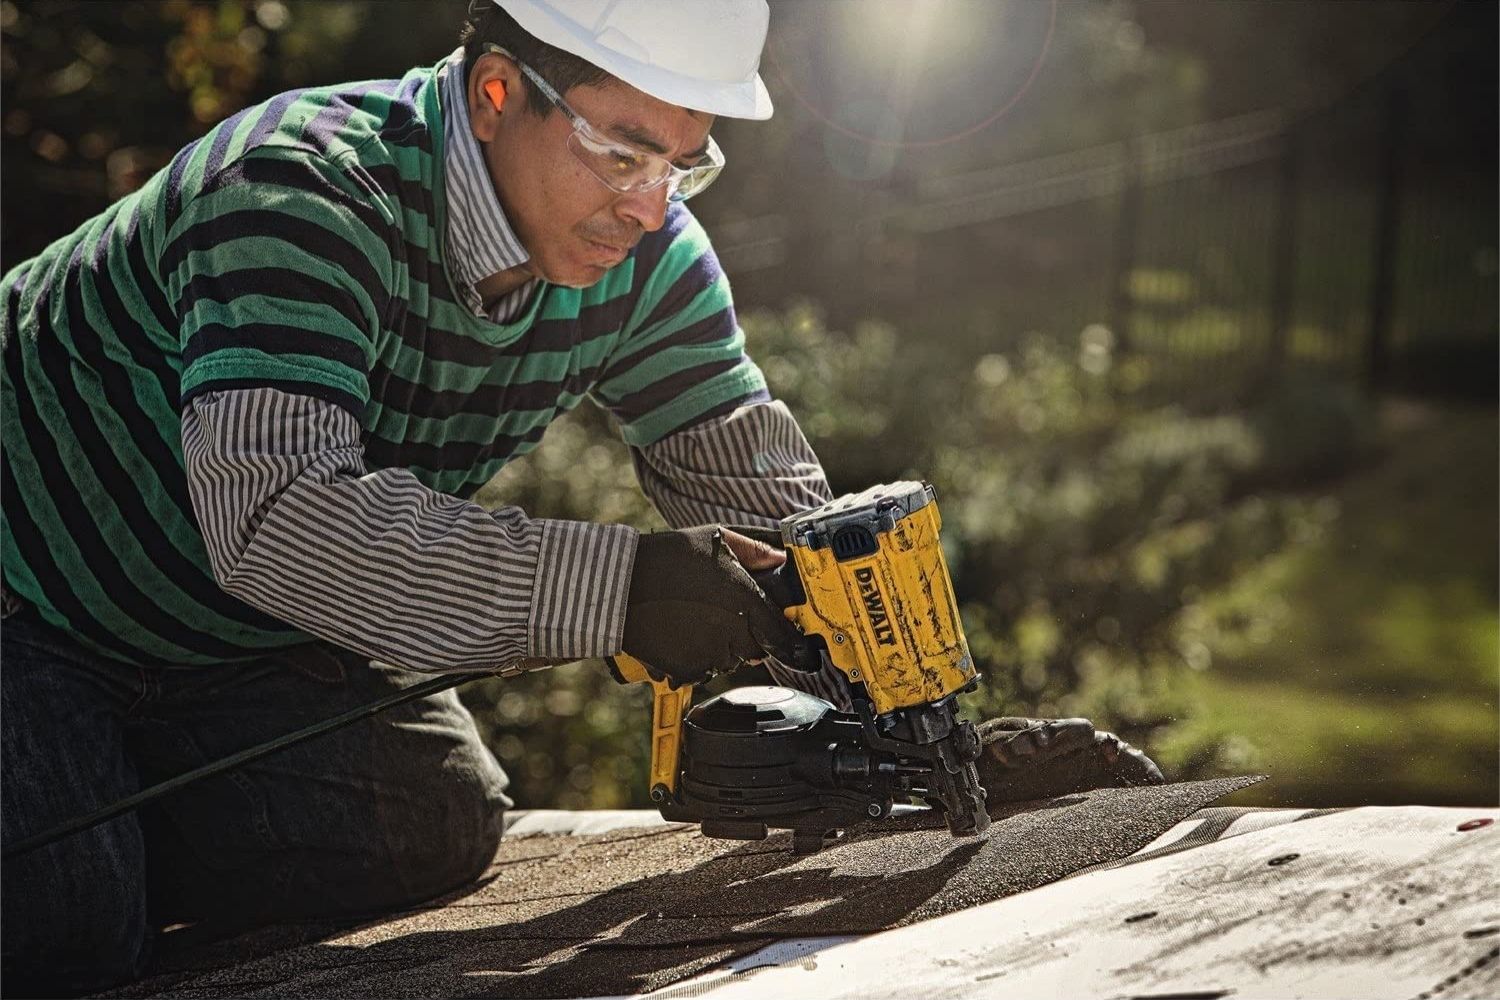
[{"x1": 1, "y1": 1, "x2": 1159, "y2": 993}]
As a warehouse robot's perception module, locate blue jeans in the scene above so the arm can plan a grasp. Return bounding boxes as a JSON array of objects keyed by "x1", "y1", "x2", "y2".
[{"x1": 0, "y1": 611, "x2": 512, "y2": 997}]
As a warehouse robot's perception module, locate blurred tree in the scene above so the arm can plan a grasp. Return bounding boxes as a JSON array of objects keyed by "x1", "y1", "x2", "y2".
[{"x1": 0, "y1": 0, "x2": 466, "y2": 264}]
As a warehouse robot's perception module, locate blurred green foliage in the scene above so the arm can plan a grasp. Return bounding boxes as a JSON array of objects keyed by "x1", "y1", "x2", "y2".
[
  {"x1": 1164, "y1": 403, "x2": 1498, "y2": 806},
  {"x1": 0, "y1": 0, "x2": 463, "y2": 262}
]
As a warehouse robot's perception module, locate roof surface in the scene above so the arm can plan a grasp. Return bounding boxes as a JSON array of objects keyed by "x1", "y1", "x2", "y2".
[
  {"x1": 653, "y1": 804, "x2": 1500, "y2": 1000},
  {"x1": 98, "y1": 778, "x2": 1499, "y2": 999},
  {"x1": 104, "y1": 777, "x2": 1255, "y2": 997}
]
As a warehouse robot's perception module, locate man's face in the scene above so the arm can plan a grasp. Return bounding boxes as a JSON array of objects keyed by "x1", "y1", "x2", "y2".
[{"x1": 468, "y1": 52, "x2": 715, "y2": 288}]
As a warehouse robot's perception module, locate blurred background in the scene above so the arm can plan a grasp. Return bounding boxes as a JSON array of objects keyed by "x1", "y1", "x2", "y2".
[{"x1": 3, "y1": 0, "x2": 1495, "y2": 809}]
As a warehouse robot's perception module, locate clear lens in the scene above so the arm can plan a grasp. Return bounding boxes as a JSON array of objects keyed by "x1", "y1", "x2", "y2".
[
  {"x1": 568, "y1": 129, "x2": 670, "y2": 192},
  {"x1": 568, "y1": 127, "x2": 724, "y2": 202},
  {"x1": 668, "y1": 161, "x2": 723, "y2": 202}
]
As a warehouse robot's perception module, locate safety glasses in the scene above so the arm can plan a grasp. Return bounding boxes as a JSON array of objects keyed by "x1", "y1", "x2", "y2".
[{"x1": 487, "y1": 45, "x2": 724, "y2": 203}]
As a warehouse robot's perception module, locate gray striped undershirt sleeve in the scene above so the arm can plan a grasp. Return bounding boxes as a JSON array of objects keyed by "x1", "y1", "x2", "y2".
[
  {"x1": 181, "y1": 387, "x2": 636, "y2": 673},
  {"x1": 632, "y1": 400, "x2": 855, "y2": 710}
]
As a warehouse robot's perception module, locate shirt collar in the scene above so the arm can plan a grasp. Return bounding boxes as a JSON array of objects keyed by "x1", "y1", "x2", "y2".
[{"x1": 438, "y1": 48, "x2": 532, "y2": 317}]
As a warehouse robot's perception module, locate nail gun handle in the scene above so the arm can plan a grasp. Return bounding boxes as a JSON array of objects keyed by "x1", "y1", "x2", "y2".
[
  {"x1": 749, "y1": 562, "x2": 823, "y2": 674},
  {"x1": 606, "y1": 653, "x2": 691, "y2": 801},
  {"x1": 751, "y1": 559, "x2": 805, "y2": 612}
]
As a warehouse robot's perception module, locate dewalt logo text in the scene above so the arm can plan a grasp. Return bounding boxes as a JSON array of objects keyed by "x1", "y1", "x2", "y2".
[{"x1": 853, "y1": 567, "x2": 897, "y2": 646}]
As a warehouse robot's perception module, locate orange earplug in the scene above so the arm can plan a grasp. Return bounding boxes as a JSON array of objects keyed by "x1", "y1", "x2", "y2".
[{"x1": 483, "y1": 79, "x2": 507, "y2": 113}]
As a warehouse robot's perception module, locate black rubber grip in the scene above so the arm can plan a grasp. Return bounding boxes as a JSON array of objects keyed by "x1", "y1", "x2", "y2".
[{"x1": 751, "y1": 561, "x2": 806, "y2": 611}]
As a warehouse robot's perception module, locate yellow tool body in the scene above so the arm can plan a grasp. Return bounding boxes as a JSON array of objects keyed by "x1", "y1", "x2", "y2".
[{"x1": 778, "y1": 484, "x2": 974, "y2": 716}]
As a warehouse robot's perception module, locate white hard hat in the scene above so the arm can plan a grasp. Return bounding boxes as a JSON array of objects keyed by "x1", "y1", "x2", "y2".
[{"x1": 492, "y1": 0, "x2": 773, "y2": 120}]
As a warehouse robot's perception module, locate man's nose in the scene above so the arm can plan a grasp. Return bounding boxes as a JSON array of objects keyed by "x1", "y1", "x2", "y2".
[{"x1": 614, "y1": 184, "x2": 670, "y2": 233}]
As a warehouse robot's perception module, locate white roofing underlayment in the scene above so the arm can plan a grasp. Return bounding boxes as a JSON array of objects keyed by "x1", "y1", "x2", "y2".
[{"x1": 509, "y1": 804, "x2": 1500, "y2": 1000}]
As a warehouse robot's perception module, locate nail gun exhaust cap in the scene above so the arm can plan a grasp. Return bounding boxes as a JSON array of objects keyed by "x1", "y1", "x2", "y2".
[
  {"x1": 490, "y1": 0, "x2": 774, "y2": 120},
  {"x1": 688, "y1": 686, "x2": 831, "y2": 735}
]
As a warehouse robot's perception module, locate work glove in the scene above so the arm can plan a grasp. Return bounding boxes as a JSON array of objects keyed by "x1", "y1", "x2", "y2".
[
  {"x1": 975, "y1": 716, "x2": 1166, "y2": 803},
  {"x1": 621, "y1": 526, "x2": 806, "y2": 688}
]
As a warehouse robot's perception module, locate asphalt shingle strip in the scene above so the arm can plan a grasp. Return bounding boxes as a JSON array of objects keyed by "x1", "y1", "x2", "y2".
[{"x1": 104, "y1": 776, "x2": 1264, "y2": 999}]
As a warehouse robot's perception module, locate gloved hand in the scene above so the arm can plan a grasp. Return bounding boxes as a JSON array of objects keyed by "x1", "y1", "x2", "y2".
[
  {"x1": 975, "y1": 716, "x2": 1166, "y2": 803},
  {"x1": 621, "y1": 526, "x2": 805, "y2": 688}
]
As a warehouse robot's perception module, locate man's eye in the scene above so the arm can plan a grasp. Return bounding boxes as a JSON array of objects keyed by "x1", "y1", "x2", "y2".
[{"x1": 610, "y1": 151, "x2": 644, "y2": 173}]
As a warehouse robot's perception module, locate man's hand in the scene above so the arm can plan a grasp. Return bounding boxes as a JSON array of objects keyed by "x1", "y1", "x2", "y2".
[
  {"x1": 621, "y1": 526, "x2": 804, "y2": 688},
  {"x1": 976, "y1": 716, "x2": 1166, "y2": 803}
]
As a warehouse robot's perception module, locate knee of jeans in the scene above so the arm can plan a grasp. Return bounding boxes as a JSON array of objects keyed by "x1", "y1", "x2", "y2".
[
  {"x1": 452, "y1": 791, "x2": 507, "y2": 885},
  {"x1": 439, "y1": 764, "x2": 508, "y2": 882},
  {"x1": 385, "y1": 761, "x2": 509, "y2": 900}
]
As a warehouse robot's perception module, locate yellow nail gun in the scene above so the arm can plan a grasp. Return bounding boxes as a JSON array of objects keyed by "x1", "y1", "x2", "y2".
[{"x1": 609, "y1": 481, "x2": 989, "y2": 853}]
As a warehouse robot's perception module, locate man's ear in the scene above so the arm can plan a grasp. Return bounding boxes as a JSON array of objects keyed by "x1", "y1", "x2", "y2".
[{"x1": 469, "y1": 52, "x2": 519, "y2": 140}]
